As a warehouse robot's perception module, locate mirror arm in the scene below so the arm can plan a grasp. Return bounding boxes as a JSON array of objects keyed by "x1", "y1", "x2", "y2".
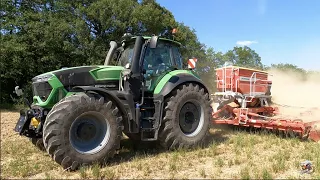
[{"x1": 14, "y1": 86, "x2": 32, "y2": 109}]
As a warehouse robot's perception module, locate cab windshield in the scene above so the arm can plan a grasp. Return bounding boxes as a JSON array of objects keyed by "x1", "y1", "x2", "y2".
[{"x1": 117, "y1": 44, "x2": 134, "y2": 67}]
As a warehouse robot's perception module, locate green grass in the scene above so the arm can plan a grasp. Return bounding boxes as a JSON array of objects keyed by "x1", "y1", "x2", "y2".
[
  {"x1": 262, "y1": 168, "x2": 273, "y2": 179},
  {"x1": 1, "y1": 138, "x2": 60, "y2": 178},
  {"x1": 240, "y1": 167, "x2": 251, "y2": 180},
  {"x1": 215, "y1": 157, "x2": 224, "y2": 166},
  {"x1": 92, "y1": 163, "x2": 101, "y2": 178},
  {"x1": 103, "y1": 168, "x2": 117, "y2": 179},
  {"x1": 2, "y1": 111, "x2": 320, "y2": 179}
]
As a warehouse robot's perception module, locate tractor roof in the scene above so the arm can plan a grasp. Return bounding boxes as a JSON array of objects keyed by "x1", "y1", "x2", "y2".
[
  {"x1": 144, "y1": 36, "x2": 182, "y2": 46},
  {"x1": 123, "y1": 35, "x2": 182, "y2": 46}
]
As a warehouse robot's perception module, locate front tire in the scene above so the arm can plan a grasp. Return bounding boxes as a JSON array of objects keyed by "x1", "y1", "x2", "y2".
[
  {"x1": 42, "y1": 92, "x2": 123, "y2": 170},
  {"x1": 158, "y1": 83, "x2": 212, "y2": 150},
  {"x1": 29, "y1": 137, "x2": 45, "y2": 151}
]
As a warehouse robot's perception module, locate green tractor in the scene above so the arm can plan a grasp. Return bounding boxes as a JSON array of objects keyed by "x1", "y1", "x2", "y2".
[{"x1": 14, "y1": 32, "x2": 212, "y2": 170}]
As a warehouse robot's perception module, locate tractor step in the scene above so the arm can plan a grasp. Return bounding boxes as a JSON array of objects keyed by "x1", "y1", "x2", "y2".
[
  {"x1": 142, "y1": 117, "x2": 156, "y2": 120},
  {"x1": 140, "y1": 128, "x2": 159, "y2": 141},
  {"x1": 141, "y1": 107, "x2": 155, "y2": 110}
]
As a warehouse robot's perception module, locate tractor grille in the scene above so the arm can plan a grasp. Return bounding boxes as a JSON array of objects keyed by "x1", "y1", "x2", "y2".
[{"x1": 32, "y1": 81, "x2": 52, "y2": 101}]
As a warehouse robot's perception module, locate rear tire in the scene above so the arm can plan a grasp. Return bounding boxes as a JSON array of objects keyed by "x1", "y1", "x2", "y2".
[
  {"x1": 158, "y1": 83, "x2": 212, "y2": 150},
  {"x1": 42, "y1": 92, "x2": 123, "y2": 170}
]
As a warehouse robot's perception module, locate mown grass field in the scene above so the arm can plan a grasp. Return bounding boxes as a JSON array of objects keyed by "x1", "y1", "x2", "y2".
[{"x1": 2, "y1": 110, "x2": 320, "y2": 179}]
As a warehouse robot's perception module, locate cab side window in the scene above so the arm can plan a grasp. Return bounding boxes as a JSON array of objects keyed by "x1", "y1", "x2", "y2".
[{"x1": 172, "y1": 46, "x2": 183, "y2": 69}]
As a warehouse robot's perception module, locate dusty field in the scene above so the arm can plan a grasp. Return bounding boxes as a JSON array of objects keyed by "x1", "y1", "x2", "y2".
[
  {"x1": 2, "y1": 110, "x2": 320, "y2": 179},
  {"x1": 268, "y1": 68, "x2": 320, "y2": 122}
]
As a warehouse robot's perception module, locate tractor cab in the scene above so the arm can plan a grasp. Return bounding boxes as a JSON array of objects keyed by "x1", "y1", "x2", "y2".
[
  {"x1": 141, "y1": 38, "x2": 183, "y2": 91},
  {"x1": 100, "y1": 30, "x2": 201, "y2": 140},
  {"x1": 106, "y1": 32, "x2": 184, "y2": 93}
]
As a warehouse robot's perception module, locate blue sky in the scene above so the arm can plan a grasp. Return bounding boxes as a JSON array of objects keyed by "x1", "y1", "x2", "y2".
[{"x1": 157, "y1": 0, "x2": 320, "y2": 70}]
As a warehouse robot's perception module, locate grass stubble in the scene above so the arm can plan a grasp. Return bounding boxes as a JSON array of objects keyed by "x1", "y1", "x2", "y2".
[{"x1": 2, "y1": 110, "x2": 320, "y2": 179}]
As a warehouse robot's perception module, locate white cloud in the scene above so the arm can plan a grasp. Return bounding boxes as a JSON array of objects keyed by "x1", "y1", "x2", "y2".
[{"x1": 236, "y1": 40, "x2": 258, "y2": 46}]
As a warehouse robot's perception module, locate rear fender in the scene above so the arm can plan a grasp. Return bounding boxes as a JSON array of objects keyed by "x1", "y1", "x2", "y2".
[
  {"x1": 154, "y1": 73, "x2": 210, "y2": 98},
  {"x1": 153, "y1": 73, "x2": 211, "y2": 129}
]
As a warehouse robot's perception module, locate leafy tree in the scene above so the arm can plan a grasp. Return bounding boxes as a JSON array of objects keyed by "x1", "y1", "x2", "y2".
[
  {"x1": 173, "y1": 22, "x2": 206, "y2": 63},
  {"x1": 224, "y1": 46, "x2": 264, "y2": 69},
  {"x1": 195, "y1": 47, "x2": 222, "y2": 91},
  {"x1": 133, "y1": 0, "x2": 176, "y2": 35},
  {"x1": 0, "y1": 0, "x2": 206, "y2": 104}
]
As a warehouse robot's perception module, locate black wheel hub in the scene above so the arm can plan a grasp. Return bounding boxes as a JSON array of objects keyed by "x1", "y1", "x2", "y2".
[
  {"x1": 69, "y1": 112, "x2": 110, "y2": 154},
  {"x1": 179, "y1": 102, "x2": 200, "y2": 134},
  {"x1": 76, "y1": 123, "x2": 97, "y2": 142}
]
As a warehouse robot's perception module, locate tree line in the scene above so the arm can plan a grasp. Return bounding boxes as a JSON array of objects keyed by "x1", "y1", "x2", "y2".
[{"x1": 0, "y1": 0, "x2": 317, "y2": 105}]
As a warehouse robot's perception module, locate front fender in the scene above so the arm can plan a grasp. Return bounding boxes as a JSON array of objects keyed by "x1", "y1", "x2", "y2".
[
  {"x1": 71, "y1": 86, "x2": 140, "y2": 134},
  {"x1": 71, "y1": 86, "x2": 127, "y2": 114}
]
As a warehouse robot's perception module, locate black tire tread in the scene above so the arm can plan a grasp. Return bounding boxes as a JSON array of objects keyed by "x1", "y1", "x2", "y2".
[
  {"x1": 30, "y1": 138, "x2": 45, "y2": 151},
  {"x1": 158, "y1": 83, "x2": 212, "y2": 150},
  {"x1": 42, "y1": 92, "x2": 123, "y2": 170}
]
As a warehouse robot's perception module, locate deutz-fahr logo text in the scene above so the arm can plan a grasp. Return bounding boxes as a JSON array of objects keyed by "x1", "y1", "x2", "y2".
[{"x1": 95, "y1": 84, "x2": 116, "y2": 88}]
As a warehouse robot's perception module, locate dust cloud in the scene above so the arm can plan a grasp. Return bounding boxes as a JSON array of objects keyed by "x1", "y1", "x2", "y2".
[{"x1": 267, "y1": 69, "x2": 320, "y2": 122}]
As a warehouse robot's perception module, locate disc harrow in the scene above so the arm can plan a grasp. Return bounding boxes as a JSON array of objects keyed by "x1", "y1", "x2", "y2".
[{"x1": 210, "y1": 64, "x2": 320, "y2": 142}]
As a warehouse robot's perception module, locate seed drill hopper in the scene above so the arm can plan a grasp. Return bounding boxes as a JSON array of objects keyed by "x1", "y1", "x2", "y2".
[{"x1": 211, "y1": 65, "x2": 320, "y2": 141}]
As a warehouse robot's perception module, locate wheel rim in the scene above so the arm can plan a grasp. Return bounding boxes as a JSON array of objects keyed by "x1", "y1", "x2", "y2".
[
  {"x1": 179, "y1": 100, "x2": 205, "y2": 137},
  {"x1": 69, "y1": 111, "x2": 111, "y2": 154}
]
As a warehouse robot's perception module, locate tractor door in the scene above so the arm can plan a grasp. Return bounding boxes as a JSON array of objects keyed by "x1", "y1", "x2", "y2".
[{"x1": 142, "y1": 40, "x2": 175, "y2": 92}]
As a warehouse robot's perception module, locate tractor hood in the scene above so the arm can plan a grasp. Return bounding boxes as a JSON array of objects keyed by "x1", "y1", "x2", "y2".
[{"x1": 32, "y1": 65, "x2": 124, "y2": 88}]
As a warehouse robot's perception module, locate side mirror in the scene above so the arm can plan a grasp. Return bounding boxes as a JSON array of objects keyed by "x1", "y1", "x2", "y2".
[
  {"x1": 14, "y1": 86, "x2": 23, "y2": 96},
  {"x1": 125, "y1": 63, "x2": 131, "y2": 69},
  {"x1": 150, "y1": 36, "x2": 158, "y2": 49}
]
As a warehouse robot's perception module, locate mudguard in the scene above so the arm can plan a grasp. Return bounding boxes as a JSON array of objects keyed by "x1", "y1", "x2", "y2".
[
  {"x1": 71, "y1": 86, "x2": 138, "y2": 133},
  {"x1": 154, "y1": 73, "x2": 210, "y2": 98},
  {"x1": 152, "y1": 72, "x2": 211, "y2": 132}
]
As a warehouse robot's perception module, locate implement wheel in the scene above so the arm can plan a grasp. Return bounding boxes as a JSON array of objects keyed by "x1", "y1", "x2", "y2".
[
  {"x1": 158, "y1": 83, "x2": 211, "y2": 150},
  {"x1": 42, "y1": 92, "x2": 122, "y2": 170}
]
